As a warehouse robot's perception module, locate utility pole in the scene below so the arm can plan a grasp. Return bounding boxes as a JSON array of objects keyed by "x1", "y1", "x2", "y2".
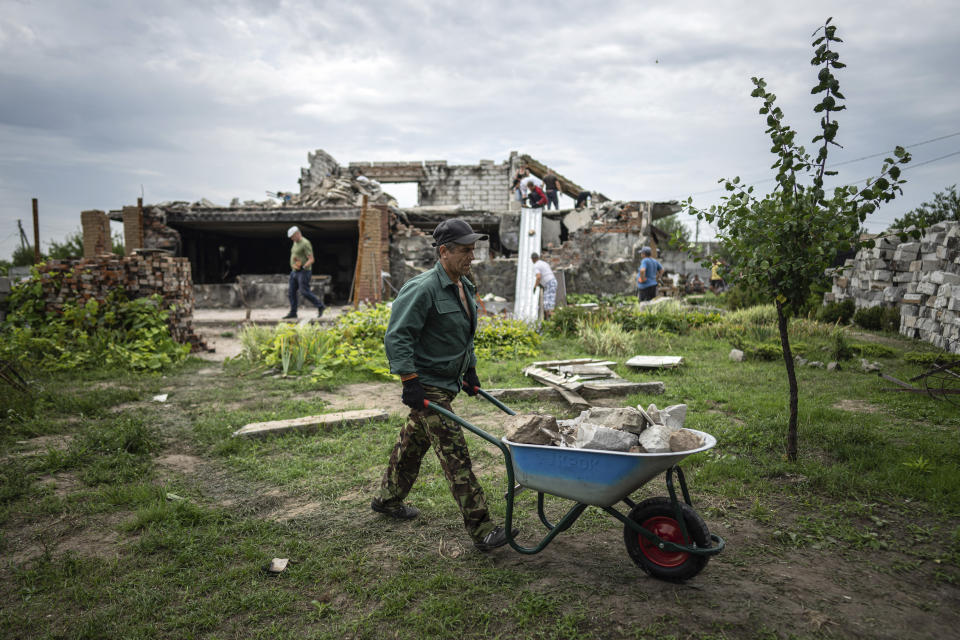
[{"x1": 32, "y1": 198, "x2": 40, "y2": 264}]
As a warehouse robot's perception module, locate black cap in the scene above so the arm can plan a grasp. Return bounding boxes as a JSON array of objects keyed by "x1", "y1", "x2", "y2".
[{"x1": 431, "y1": 218, "x2": 489, "y2": 247}]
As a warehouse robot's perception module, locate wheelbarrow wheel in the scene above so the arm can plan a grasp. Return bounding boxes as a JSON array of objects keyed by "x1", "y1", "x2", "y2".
[{"x1": 623, "y1": 497, "x2": 711, "y2": 581}]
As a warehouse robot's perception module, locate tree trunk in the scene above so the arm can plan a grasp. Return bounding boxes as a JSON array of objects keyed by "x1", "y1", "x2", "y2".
[{"x1": 776, "y1": 300, "x2": 799, "y2": 461}]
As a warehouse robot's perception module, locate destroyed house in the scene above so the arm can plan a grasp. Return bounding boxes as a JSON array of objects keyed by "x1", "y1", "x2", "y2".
[{"x1": 106, "y1": 149, "x2": 680, "y2": 305}]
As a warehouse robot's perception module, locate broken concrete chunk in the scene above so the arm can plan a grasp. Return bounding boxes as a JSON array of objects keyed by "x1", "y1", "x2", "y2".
[
  {"x1": 860, "y1": 358, "x2": 881, "y2": 373},
  {"x1": 729, "y1": 349, "x2": 744, "y2": 362},
  {"x1": 669, "y1": 429, "x2": 703, "y2": 452},
  {"x1": 263, "y1": 558, "x2": 289, "y2": 575},
  {"x1": 659, "y1": 404, "x2": 687, "y2": 430},
  {"x1": 645, "y1": 404, "x2": 662, "y2": 425},
  {"x1": 573, "y1": 423, "x2": 639, "y2": 452},
  {"x1": 638, "y1": 424, "x2": 674, "y2": 453},
  {"x1": 577, "y1": 406, "x2": 647, "y2": 434},
  {"x1": 504, "y1": 413, "x2": 561, "y2": 445},
  {"x1": 625, "y1": 355, "x2": 684, "y2": 369}
]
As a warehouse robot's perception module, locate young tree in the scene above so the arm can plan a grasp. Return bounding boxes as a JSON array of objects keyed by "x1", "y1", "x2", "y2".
[{"x1": 685, "y1": 19, "x2": 911, "y2": 460}]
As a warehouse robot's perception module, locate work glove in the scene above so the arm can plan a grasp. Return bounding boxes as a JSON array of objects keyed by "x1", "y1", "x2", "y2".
[
  {"x1": 401, "y1": 376, "x2": 426, "y2": 410},
  {"x1": 463, "y1": 367, "x2": 481, "y2": 397}
]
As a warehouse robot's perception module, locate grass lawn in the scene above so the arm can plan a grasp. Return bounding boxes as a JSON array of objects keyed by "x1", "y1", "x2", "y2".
[{"x1": 1, "y1": 322, "x2": 958, "y2": 639}]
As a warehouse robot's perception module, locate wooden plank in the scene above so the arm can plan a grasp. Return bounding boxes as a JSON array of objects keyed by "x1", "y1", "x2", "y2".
[
  {"x1": 531, "y1": 358, "x2": 615, "y2": 368},
  {"x1": 485, "y1": 381, "x2": 664, "y2": 401},
  {"x1": 557, "y1": 364, "x2": 619, "y2": 378},
  {"x1": 233, "y1": 409, "x2": 389, "y2": 439},
  {"x1": 523, "y1": 365, "x2": 584, "y2": 391}
]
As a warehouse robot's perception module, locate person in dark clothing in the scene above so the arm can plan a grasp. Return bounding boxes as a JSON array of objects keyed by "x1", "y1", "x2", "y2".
[
  {"x1": 373, "y1": 218, "x2": 518, "y2": 552},
  {"x1": 526, "y1": 184, "x2": 548, "y2": 208},
  {"x1": 543, "y1": 171, "x2": 561, "y2": 210},
  {"x1": 509, "y1": 167, "x2": 528, "y2": 205},
  {"x1": 575, "y1": 191, "x2": 591, "y2": 209}
]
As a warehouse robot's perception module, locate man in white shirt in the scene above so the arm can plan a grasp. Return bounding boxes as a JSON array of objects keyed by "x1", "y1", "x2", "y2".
[{"x1": 531, "y1": 253, "x2": 558, "y2": 319}]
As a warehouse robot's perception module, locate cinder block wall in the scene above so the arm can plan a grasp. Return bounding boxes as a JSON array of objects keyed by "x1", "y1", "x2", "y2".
[
  {"x1": 827, "y1": 221, "x2": 960, "y2": 352},
  {"x1": 419, "y1": 160, "x2": 511, "y2": 210}
]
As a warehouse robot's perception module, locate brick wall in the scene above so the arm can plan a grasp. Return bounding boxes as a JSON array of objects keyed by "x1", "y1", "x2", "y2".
[{"x1": 31, "y1": 254, "x2": 206, "y2": 350}]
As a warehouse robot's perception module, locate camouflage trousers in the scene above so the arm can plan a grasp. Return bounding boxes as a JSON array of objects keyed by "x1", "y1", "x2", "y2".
[{"x1": 378, "y1": 385, "x2": 494, "y2": 541}]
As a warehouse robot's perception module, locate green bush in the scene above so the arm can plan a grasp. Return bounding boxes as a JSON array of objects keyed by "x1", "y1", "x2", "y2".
[
  {"x1": 853, "y1": 343, "x2": 897, "y2": 359},
  {"x1": 576, "y1": 318, "x2": 633, "y2": 357},
  {"x1": 832, "y1": 330, "x2": 854, "y2": 361},
  {"x1": 723, "y1": 282, "x2": 768, "y2": 310},
  {"x1": 474, "y1": 316, "x2": 541, "y2": 360},
  {"x1": 723, "y1": 304, "x2": 778, "y2": 327},
  {"x1": 905, "y1": 351, "x2": 960, "y2": 366},
  {"x1": 0, "y1": 280, "x2": 189, "y2": 371},
  {"x1": 818, "y1": 299, "x2": 856, "y2": 324},
  {"x1": 237, "y1": 304, "x2": 541, "y2": 378},
  {"x1": 852, "y1": 306, "x2": 900, "y2": 332}
]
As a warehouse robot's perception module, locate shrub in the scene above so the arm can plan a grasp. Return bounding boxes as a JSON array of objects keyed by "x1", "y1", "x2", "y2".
[
  {"x1": 818, "y1": 299, "x2": 856, "y2": 324},
  {"x1": 0, "y1": 282, "x2": 189, "y2": 371},
  {"x1": 576, "y1": 318, "x2": 633, "y2": 357},
  {"x1": 852, "y1": 343, "x2": 897, "y2": 359},
  {"x1": 723, "y1": 282, "x2": 768, "y2": 310},
  {"x1": 474, "y1": 316, "x2": 541, "y2": 360},
  {"x1": 905, "y1": 351, "x2": 960, "y2": 366},
  {"x1": 832, "y1": 330, "x2": 854, "y2": 361},
  {"x1": 237, "y1": 304, "x2": 541, "y2": 378},
  {"x1": 723, "y1": 304, "x2": 778, "y2": 327},
  {"x1": 853, "y1": 306, "x2": 900, "y2": 332}
]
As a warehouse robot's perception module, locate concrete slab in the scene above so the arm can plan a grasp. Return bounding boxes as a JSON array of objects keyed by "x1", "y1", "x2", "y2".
[{"x1": 232, "y1": 409, "x2": 389, "y2": 438}]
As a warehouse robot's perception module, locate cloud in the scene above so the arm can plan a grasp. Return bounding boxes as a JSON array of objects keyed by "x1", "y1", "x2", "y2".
[{"x1": 1, "y1": 0, "x2": 958, "y2": 259}]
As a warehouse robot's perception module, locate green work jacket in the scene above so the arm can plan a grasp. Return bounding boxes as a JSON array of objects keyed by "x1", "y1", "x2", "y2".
[{"x1": 384, "y1": 261, "x2": 479, "y2": 393}]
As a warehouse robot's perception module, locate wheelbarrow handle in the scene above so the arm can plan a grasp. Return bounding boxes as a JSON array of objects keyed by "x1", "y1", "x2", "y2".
[
  {"x1": 423, "y1": 399, "x2": 509, "y2": 453},
  {"x1": 460, "y1": 383, "x2": 517, "y2": 416}
]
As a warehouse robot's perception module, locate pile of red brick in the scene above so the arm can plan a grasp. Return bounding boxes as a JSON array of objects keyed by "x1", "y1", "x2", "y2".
[{"x1": 31, "y1": 253, "x2": 206, "y2": 351}]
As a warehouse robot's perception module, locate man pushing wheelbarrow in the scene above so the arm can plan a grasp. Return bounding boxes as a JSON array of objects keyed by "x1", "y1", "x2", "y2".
[{"x1": 372, "y1": 218, "x2": 516, "y2": 551}]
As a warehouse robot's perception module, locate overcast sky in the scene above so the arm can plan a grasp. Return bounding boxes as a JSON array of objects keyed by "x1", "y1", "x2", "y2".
[{"x1": 1, "y1": 0, "x2": 958, "y2": 260}]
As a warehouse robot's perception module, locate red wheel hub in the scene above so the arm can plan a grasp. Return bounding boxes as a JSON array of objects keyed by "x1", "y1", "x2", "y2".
[{"x1": 638, "y1": 515, "x2": 690, "y2": 567}]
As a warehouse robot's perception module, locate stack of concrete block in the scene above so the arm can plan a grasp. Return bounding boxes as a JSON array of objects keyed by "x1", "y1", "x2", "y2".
[
  {"x1": 29, "y1": 254, "x2": 206, "y2": 350},
  {"x1": 826, "y1": 221, "x2": 960, "y2": 353}
]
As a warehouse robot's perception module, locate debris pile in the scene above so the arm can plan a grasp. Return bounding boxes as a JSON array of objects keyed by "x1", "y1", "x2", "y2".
[
  {"x1": 292, "y1": 174, "x2": 395, "y2": 207},
  {"x1": 505, "y1": 404, "x2": 704, "y2": 454},
  {"x1": 827, "y1": 221, "x2": 960, "y2": 353}
]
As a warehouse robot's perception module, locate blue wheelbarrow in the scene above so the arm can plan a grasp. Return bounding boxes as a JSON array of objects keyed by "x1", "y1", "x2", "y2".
[{"x1": 425, "y1": 386, "x2": 725, "y2": 581}]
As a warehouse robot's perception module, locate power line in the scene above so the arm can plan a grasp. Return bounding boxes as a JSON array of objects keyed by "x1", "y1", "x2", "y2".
[
  {"x1": 827, "y1": 130, "x2": 960, "y2": 169},
  {"x1": 684, "y1": 131, "x2": 960, "y2": 199},
  {"x1": 848, "y1": 149, "x2": 960, "y2": 184}
]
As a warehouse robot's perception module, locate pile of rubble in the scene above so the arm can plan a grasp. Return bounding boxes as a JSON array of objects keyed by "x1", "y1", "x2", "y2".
[
  {"x1": 292, "y1": 174, "x2": 395, "y2": 207},
  {"x1": 504, "y1": 404, "x2": 703, "y2": 453},
  {"x1": 827, "y1": 221, "x2": 960, "y2": 352}
]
